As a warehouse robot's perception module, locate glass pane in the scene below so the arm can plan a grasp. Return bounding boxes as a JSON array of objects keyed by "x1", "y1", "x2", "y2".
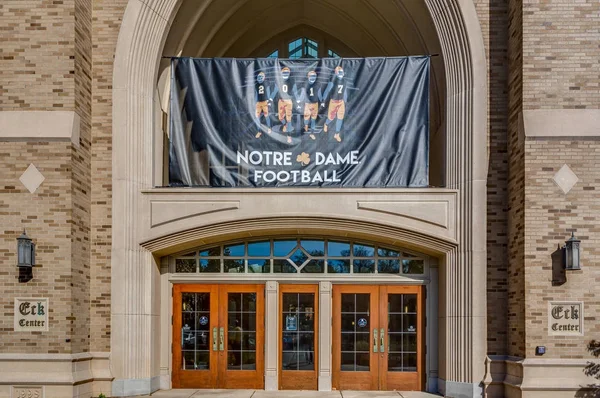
[
  {"x1": 403, "y1": 333, "x2": 417, "y2": 352},
  {"x1": 389, "y1": 333, "x2": 402, "y2": 352},
  {"x1": 195, "y1": 351, "x2": 210, "y2": 370},
  {"x1": 378, "y1": 247, "x2": 400, "y2": 257},
  {"x1": 301, "y1": 240, "x2": 324, "y2": 256},
  {"x1": 274, "y1": 240, "x2": 297, "y2": 256},
  {"x1": 224, "y1": 259, "x2": 244, "y2": 273},
  {"x1": 282, "y1": 332, "x2": 298, "y2": 351},
  {"x1": 403, "y1": 259, "x2": 424, "y2": 274},
  {"x1": 283, "y1": 294, "x2": 297, "y2": 312},
  {"x1": 242, "y1": 293, "x2": 257, "y2": 312},
  {"x1": 282, "y1": 351, "x2": 297, "y2": 370},
  {"x1": 356, "y1": 353, "x2": 370, "y2": 371},
  {"x1": 378, "y1": 259, "x2": 400, "y2": 273},
  {"x1": 403, "y1": 353, "x2": 417, "y2": 371},
  {"x1": 404, "y1": 294, "x2": 417, "y2": 313},
  {"x1": 341, "y1": 352, "x2": 355, "y2": 371},
  {"x1": 273, "y1": 259, "x2": 297, "y2": 273},
  {"x1": 341, "y1": 294, "x2": 354, "y2": 312},
  {"x1": 403, "y1": 314, "x2": 417, "y2": 333},
  {"x1": 176, "y1": 258, "x2": 196, "y2": 273},
  {"x1": 183, "y1": 351, "x2": 195, "y2": 370},
  {"x1": 356, "y1": 294, "x2": 369, "y2": 312},
  {"x1": 228, "y1": 293, "x2": 242, "y2": 312},
  {"x1": 248, "y1": 259, "x2": 270, "y2": 273},
  {"x1": 298, "y1": 294, "x2": 314, "y2": 312},
  {"x1": 388, "y1": 294, "x2": 403, "y2": 313},
  {"x1": 388, "y1": 353, "x2": 402, "y2": 371},
  {"x1": 328, "y1": 241, "x2": 350, "y2": 256},
  {"x1": 353, "y1": 259, "x2": 374, "y2": 273},
  {"x1": 224, "y1": 244, "x2": 244, "y2": 257},
  {"x1": 388, "y1": 314, "x2": 402, "y2": 332},
  {"x1": 301, "y1": 259, "x2": 324, "y2": 273},
  {"x1": 182, "y1": 293, "x2": 195, "y2": 311},
  {"x1": 353, "y1": 243, "x2": 374, "y2": 257},
  {"x1": 268, "y1": 50, "x2": 279, "y2": 58},
  {"x1": 242, "y1": 332, "x2": 256, "y2": 350},
  {"x1": 290, "y1": 249, "x2": 308, "y2": 266},
  {"x1": 196, "y1": 313, "x2": 210, "y2": 331},
  {"x1": 196, "y1": 293, "x2": 210, "y2": 311},
  {"x1": 199, "y1": 247, "x2": 220, "y2": 256},
  {"x1": 199, "y1": 259, "x2": 220, "y2": 272},
  {"x1": 328, "y1": 259, "x2": 350, "y2": 273},
  {"x1": 242, "y1": 352, "x2": 256, "y2": 370},
  {"x1": 298, "y1": 351, "x2": 315, "y2": 370},
  {"x1": 248, "y1": 241, "x2": 270, "y2": 257}
]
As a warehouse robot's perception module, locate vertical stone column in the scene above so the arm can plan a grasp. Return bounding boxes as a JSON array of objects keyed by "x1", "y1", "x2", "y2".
[
  {"x1": 264, "y1": 281, "x2": 279, "y2": 390},
  {"x1": 318, "y1": 282, "x2": 332, "y2": 391}
]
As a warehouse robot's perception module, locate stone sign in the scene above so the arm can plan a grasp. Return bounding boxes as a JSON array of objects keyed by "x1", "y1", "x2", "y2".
[
  {"x1": 548, "y1": 301, "x2": 583, "y2": 336},
  {"x1": 14, "y1": 298, "x2": 48, "y2": 332}
]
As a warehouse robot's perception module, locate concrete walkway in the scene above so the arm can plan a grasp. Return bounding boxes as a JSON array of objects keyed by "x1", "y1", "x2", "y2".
[{"x1": 140, "y1": 390, "x2": 440, "y2": 398}]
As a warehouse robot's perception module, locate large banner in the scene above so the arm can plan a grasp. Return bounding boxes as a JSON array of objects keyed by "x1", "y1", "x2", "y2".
[{"x1": 169, "y1": 57, "x2": 429, "y2": 187}]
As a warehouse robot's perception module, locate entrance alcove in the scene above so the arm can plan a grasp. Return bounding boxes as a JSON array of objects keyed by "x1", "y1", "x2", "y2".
[{"x1": 111, "y1": 0, "x2": 487, "y2": 397}]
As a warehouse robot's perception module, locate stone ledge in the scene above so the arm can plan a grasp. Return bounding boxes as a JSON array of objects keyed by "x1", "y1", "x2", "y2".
[
  {"x1": 522, "y1": 109, "x2": 600, "y2": 138},
  {"x1": 0, "y1": 111, "x2": 80, "y2": 146}
]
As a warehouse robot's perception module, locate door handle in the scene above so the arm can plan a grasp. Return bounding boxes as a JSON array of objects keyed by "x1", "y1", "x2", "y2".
[
  {"x1": 219, "y1": 327, "x2": 224, "y2": 351},
  {"x1": 373, "y1": 328, "x2": 378, "y2": 352},
  {"x1": 212, "y1": 327, "x2": 218, "y2": 351},
  {"x1": 380, "y1": 328, "x2": 385, "y2": 353}
]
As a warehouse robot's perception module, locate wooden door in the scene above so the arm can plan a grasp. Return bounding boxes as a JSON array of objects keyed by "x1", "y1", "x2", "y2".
[
  {"x1": 332, "y1": 285, "x2": 424, "y2": 391},
  {"x1": 332, "y1": 285, "x2": 380, "y2": 390},
  {"x1": 217, "y1": 284, "x2": 265, "y2": 389},
  {"x1": 279, "y1": 284, "x2": 318, "y2": 390},
  {"x1": 379, "y1": 285, "x2": 424, "y2": 391},
  {"x1": 172, "y1": 284, "x2": 219, "y2": 388},
  {"x1": 172, "y1": 284, "x2": 264, "y2": 389}
]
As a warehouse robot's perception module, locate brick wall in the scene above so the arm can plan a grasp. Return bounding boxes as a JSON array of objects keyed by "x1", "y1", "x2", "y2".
[
  {"x1": 90, "y1": 0, "x2": 128, "y2": 353},
  {"x1": 524, "y1": 139, "x2": 600, "y2": 357},
  {"x1": 474, "y1": 0, "x2": 510, "y2": 356},
  {"x1": 0, "y1": 144, "x2": 74, "y2": 353},
  {"x1": 507, "y1": 0, "x2": 526, "y2": 358}
]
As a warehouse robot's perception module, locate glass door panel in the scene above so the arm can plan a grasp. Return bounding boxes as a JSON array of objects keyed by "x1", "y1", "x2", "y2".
[
  {"x1": 280, "y1": 285, "x2": 318, "y2": 390},
  {"x1": 218, "y1": 285, "x2": 264, "y2": 389},
  {"x1": 332, "y1": 285, "x2": 379, "y2": 390},
  {"x1": 172, "y1": 284, "x2": 264, "y2": 389},
  {"x1": 172, "y1": 285, "x2": 219, "y2": 388},
  {"x1": 380, "y1": 286, "x2": 423, "y2": 391},
  {"x1": 333, "y1": 285, "x2": 423, "y2": 391}
]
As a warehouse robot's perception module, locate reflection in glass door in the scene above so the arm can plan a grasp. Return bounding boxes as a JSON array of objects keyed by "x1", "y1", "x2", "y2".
[
  {"x1": 333, "y1": 285, "x2": 423, "y2": 391},
  {"x1": 172, "y1": 284, "x2": 264, "y2": 389},
  {"x1": 279, "y1": 285, "x2": 318, "y2": 390}
]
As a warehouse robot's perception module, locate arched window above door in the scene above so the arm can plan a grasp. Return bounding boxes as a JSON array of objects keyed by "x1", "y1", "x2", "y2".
[
  {"x1": 262, "y1": 33, "x2": 345, "y2": 58},
  {"x1": 171, "y1": 237, "x2": 429, "y2": 275}
]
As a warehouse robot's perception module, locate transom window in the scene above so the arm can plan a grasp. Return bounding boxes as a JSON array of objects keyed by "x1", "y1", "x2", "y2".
[{"x1": 173, "y1": 238, "x2": 427, "y2": 275}]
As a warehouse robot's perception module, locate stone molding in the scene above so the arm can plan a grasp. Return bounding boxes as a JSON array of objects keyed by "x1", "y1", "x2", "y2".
[
  {"x1": 484, "y1": 355, "x2": 600, "y2": 398},
  {"x1": 0, "y1": 352, "x2": 112, "y2": 398},
  {"x1": 112, "y1": 0, "x2": 488, "y2": 396},
  {"x1": 522, "y1": 109, "x2": 600, "y2": 138},
  {"x1": 0, "y1": 111, "x2": 80, "y2": 146}
]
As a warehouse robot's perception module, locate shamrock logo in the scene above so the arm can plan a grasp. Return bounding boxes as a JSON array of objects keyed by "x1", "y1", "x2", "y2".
[{"x1": 296, "y1": 152, "x2": 310, "y2": 166}]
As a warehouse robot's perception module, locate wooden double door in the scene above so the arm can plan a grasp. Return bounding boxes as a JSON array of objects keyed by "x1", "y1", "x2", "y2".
[
  {"x1": 332, "y1": 285, "x2": 424, "y2": 391},
  {"x1": 172, "y1": 284, "x2": 264, "y2": 389}
]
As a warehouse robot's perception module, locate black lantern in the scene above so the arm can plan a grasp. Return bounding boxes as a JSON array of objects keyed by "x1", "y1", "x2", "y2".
[
  {"x1": 564, "y1": 232, "x2": 580, "y2": 270},
  {"x1": 17, "y1": 229, "x2": 35, "y2": 268}
]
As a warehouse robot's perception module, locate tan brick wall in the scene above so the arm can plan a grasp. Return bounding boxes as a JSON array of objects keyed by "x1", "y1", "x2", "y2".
[
  {"x1": 524, "y1": 139, "x2": 600, "y2": 357},
  {"x1": 522, "y1": 1, "x2": 600, "y2": 110},
  {"x1": 0, "y1": 0, "x2": 75, "y2": 110},
  {"x1": 0, "y1": 143, "x2": 73, "y2": 353},
  {"x1": 90, "y1": 0, "x2": 128, "y2": 353},
  {"x1": 474, "y1": 0, "x2": 510, "y2": 356},
  {"x1": 507, "y1": 0, "x2": 526, "y2": 358}
]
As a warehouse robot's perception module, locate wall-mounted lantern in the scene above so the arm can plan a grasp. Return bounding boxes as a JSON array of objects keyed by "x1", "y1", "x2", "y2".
[
  {"x1": 17, "y1": 230, "x2": 35, "y2": 268},
  {"x1": 563, "y1": 232, "x2": 580, "y2": 270}
]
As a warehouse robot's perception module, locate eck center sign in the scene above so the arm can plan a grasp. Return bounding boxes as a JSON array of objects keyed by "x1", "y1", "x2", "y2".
[{"x1": 14, "y1": 298, "x2": 49, "y2": 332}]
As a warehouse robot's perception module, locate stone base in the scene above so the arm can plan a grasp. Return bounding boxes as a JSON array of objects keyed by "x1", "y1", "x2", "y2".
[
  {"x1": 112, "y1": 376, "x2": 160, "y2": 397},
  {"x1": 438, "y1": 378, "x2": 483, "y2": 398},
  {"x1": 485, "y1": 356, "x2": 599, "y2": 398},
  {"x1": 0, "y1": 353, "x2": 112, "y2": 398}
]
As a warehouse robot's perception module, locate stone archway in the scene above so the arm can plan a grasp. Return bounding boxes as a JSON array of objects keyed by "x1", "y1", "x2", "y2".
[{"x1": 111, "y1": 1, "x2": 487, "y2": 397}]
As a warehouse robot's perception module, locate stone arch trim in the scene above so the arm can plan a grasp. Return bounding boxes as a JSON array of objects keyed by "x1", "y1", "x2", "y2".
[
  {"x1": 112, "y1": 0, "x2": 487, "y2": 396},
  {"x1": 140, "y1": 216, "x2": 458, "y2": 256}
]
